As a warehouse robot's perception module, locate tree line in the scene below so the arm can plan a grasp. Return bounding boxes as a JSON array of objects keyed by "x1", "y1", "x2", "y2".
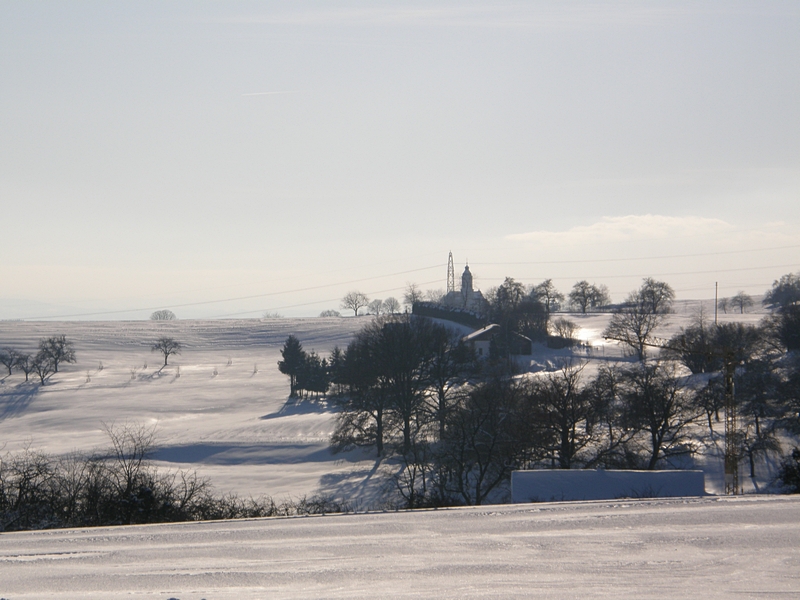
[
  {"x1": 1, "y1": 335, "x2": 187, "y2": 385},
  {"x1": 338, "y1": 273, "x2": 781, "y2": 321}
]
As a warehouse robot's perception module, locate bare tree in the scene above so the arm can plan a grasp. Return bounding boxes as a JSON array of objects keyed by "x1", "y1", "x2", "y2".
[
  {"x1": 424, "y1": 289, "x2": 445, "y2": 303},
  {"x1": 439, "y1": 377, "x2": 540, "y2": 505},
  {"x1": 604, "y1": 300, "x2": 664, "y2": 361},
  {"x1": 31, "y1": 351, "x2": 55, "y2": 384},
  {"x1": 569, "y1": 281, "x2": 609, "y2": 313},
  {"x1": 619, "y1": 361, "x2": 700, "y2": 469},
  {"x1": 13, "y1": 352, "x2": 34, "y2": 382},
  {"x1": 150, "y1": 309, "x2": 176, "y2": 321},
  {"x1": 494, "y1": 277, "x2": 526, "y2": 312},
  {"x1": 530, "y1": 279, "x2": 564, "y2": 313},
  {"x1": 403, "y1": 283, "x2": 423, "y2": 308},
  {"x1": 319, "y1": 309, "x2": 342, "y2": 317},
  {"x1": 731, "y1": 291, "x2": 754, "y2": 314},
  {"x1": 529, "y1": 361, "x2": 592, "y2": 469},
  {"x1": 368, "y1": 299, "x2": 384, "y2": 315},
  {"x1": 639, "y1": 277, "x2": 675, "y2": 314},
  {"x1": 0, "y1": 348, "x2": 18, "y2": 376},
  {"x1": 569, "y1": 281, "x2": 592, "y2": 313},
  {"x1": 718, "y1": 297, "x2": 730, "y2": 314},
  {"x1": 152, "y1": 337, "x2": 182, "y2": 366},
  {"x1": 102, "y1": 421, "x2": 158, "y2": 499},
  {"x1": 603, "y1": 279, "x2": 673, "y2": 360},
  {"x1": 551, "y1": 317, "x2": 579, "y2": 341},
  {"x1": 383, "y1": 297, "x2": 401, "y2": 314},
  {"x1": 422, "y1": 324, "x2": 475, "y2": 441},
  {"x1": 341, "y1": 291, "x2": 370, "y2": 316},
  {"x1": 591, "y1": 284, "x2": 611, "y2": 311},
  {"x1": 38, "y1": 335, "x2": 76, "y2": 373}
]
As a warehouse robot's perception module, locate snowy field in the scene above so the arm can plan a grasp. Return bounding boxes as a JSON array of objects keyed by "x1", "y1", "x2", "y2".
[
  {"x1": 0, "y1": 495, "x2": 798, "y2": 598},
  {"x1": 1, "y1": 310, "x2": 796, "y2": 598},
  {"x1": 0, "y1": 317, "x2": 377, "y2": 504},
  {"x1": 0, "y1": 307, "x2": 770, "y2": 505}
]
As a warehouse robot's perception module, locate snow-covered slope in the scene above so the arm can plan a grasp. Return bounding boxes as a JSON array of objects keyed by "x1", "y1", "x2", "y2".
[
  {"x1": 0, "y1": 495, "x2": 797, "y2": 599},
  {"x1": 0, "y1": 318, "x2": 382, "y2": 503}
]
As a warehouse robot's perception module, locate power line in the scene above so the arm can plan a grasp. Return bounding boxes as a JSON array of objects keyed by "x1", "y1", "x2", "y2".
[
  {"x1": 15, "y1": 248, "x2": 799, "y2": 320},
  {"x1": 210, "y1": 279, "x2": 443, "y2": 318},
  {"x1": 18, "y1": 265, "x2": 443, "y2": 321}
]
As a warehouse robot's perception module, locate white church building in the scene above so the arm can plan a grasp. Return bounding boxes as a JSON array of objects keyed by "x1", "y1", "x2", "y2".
[{"x1": 442, "y1": 262, "x2": 488, "y2": 314}]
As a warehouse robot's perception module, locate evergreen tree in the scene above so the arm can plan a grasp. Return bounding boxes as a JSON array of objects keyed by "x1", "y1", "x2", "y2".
[
  {"x1": 296, "y1": 350, "x2": 329, "y2": 399},
  {"x1": 278, "y1": 335, "x2": 306, "y2": 397}
]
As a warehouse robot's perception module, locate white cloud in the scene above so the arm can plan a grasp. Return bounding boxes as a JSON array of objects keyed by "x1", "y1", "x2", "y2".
[{"x1": 506, "y1": 215, "x2": 735, "y2": 245}]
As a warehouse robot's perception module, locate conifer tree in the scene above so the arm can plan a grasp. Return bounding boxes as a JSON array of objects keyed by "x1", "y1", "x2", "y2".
[{"x1": 278, "y1": 335, "x2": 306, "y2": 397}]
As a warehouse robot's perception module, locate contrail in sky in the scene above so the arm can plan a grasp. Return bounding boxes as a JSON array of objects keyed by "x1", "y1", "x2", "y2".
[{"x1": 242, "y1": 90, "x2": 300, "y2": 96}]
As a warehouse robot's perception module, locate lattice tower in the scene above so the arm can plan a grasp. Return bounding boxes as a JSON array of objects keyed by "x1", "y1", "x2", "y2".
[{"x1": 447, "y1": 252, "x2": 455, "y2": 294}]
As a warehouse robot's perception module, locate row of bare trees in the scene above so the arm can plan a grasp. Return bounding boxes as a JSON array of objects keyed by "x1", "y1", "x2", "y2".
[
  {"x1": 1, "y1": 336, "x2": 183, "y2": 384},
  {"x1": 339, "y1": 278, "x2": 610, "y2": 319},
  {"x1": 0, "y1": 335, "x2": 77, "y2": 384},
  {"x1": 338, "y1": 291, "x2": 401, "y2": 317}
]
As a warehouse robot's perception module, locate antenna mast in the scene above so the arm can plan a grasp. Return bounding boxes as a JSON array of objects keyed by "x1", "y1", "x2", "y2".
[{"x1": 447, "y1": 252, "x2": 455, "y2": 294}]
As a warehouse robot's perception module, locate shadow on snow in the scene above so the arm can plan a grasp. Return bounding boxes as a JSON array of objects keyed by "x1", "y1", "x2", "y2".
[
  {"x1": 152, "y1": 442, "x2": 359, "y2": 466},
  {"x1": 0, "y1": 382, "x2": 40, "y2": 421},
  {"x1": 260, "y1": 395, "x2": 336, "y2": 420}
]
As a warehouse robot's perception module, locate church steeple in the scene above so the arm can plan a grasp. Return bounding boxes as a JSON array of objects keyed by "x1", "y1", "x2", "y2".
[{"x1": 461, "y1": 264, "x2": 473, "y2": 302}]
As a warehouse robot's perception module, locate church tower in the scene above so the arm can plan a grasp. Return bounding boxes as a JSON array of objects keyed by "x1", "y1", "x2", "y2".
[{"x1": 461, "y1": 264, "x2": 473, "y2": 305}]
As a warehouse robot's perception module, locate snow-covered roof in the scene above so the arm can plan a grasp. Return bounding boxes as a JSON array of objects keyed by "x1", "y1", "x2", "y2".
[{"x1": 463, "y1": 323, "x2": 500, "y2": 342}]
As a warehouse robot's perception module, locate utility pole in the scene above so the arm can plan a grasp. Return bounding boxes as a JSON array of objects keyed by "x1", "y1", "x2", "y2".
[{"x1": 715, "y1": 282, "x2": 719, "y2": 325}]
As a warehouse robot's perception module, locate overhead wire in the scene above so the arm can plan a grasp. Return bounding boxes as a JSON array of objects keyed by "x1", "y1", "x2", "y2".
[
  {"x1": 16, "y1": 244, "x2": 799, "y2": 320},
  {"x1": 17, "y1": 265, "x2": 443, "y2": 320}
]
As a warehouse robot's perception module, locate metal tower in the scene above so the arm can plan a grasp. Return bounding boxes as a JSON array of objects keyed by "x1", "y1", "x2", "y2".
[
  {"x1": 447, "y1": 252, "x2": 455, "y2": 294},
  {"x1": 723, "y1": 353, "x2": 741, "y2": 495}
]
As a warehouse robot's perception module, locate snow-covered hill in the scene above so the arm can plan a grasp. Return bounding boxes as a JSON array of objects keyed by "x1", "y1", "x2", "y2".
[
  {"x1": 0, "y1": 318, "x2": 379, "y2": 503},
  {"x1": 0, "y1": 310, "x2": 770, "y2": 504}
]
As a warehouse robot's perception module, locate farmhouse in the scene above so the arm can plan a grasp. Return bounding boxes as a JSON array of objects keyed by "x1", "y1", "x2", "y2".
[{"x1": 463, "y1": 323, "x2": 532, "y2": 358}]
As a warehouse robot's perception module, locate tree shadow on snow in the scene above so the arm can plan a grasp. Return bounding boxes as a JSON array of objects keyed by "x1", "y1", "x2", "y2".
[
  {"x1": 315, "y1": 455, "x2": 394, "y2": 502},
  {"x1": 152, "y1": 442, "x2": 343, "y2": 465},
  {"x1": 260, "y1": 396, "x2": 334, "y2": 420},
  {"x1": 0, "y1": 382, "x2": 40, "y2": 421}
]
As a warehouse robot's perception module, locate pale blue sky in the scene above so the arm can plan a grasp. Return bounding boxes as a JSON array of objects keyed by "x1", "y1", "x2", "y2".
[{"x1": 1, "y1": 1, "x2": 798, "y2": 319}]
